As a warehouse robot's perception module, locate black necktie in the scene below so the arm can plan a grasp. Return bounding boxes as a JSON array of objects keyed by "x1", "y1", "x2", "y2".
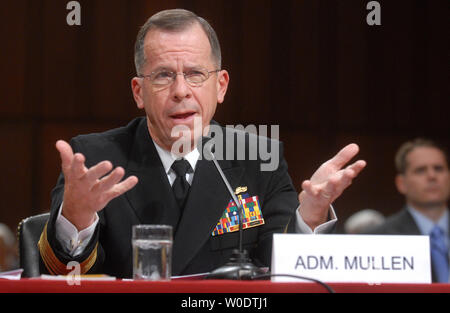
[{"x1": 171, "y1": 158, "x2": 192, "y2": 210}]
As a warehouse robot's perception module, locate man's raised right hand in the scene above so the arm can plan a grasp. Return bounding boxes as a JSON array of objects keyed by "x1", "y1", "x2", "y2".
[{"x1": 56, "y1": 140, "x2": 139, "y2": 231}]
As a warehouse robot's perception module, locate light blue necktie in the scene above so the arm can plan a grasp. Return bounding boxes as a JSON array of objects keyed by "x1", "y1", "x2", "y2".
[{"x1": 430, "y1": 226, "x2": 449, "y2": 283}]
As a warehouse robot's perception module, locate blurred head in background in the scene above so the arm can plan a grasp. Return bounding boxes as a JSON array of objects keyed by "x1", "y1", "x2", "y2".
[
  {"x1": 395, "y1": 138, "x2": 450, "y2": 222},
  {"x1": 344, "y1": 209, "x2": 385, "y2": 234},
  {"x1": 0, "y1": 223, "x2": 19, "y2": 271}
]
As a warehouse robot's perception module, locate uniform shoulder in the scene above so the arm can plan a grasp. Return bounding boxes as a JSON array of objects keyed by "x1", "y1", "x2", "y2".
[{"x1": 69, "y1": 117, "x2": 145, "y2": 167}]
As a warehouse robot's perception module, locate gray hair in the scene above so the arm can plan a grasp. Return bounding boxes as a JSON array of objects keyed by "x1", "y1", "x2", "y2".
[
  {"x1": 134, "y1": 9, "x2": 222, "y2": 75},
  {"x1": 344, "y1": 209, "x2": 385, "y2": 234}
]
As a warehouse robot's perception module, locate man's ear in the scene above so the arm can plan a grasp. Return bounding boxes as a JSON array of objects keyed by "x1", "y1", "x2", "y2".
[
  {"x1": 131, "y1": 77, "x2": 145, "y2": 109},
  {"x1": 395, "y1": 174, "x2": 407, "y2": 195},
  {"x1": 216, "y1": 70, "x2": 229, "y2": 104}
]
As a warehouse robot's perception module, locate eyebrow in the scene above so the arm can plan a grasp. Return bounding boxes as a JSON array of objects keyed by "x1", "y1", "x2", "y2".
[
  {"x1": 411, "y1": 164, "x2": 446, "y2": 172},
  {"x1": 150, "y1": 66, "x2": 173, "y2": 73},
  {"x1": 150, "y1": 64, "x2": 206, "y2": 73}
]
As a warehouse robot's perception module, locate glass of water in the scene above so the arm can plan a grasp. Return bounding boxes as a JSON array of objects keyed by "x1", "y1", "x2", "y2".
[{"x1": 132, "y1": 224, "x2": 173, "y2": 281}]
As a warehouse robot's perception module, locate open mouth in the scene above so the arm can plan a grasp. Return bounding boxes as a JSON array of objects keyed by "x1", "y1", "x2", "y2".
[{"x1": 170, "y1": 111, "x2": 196, "y2": 120}]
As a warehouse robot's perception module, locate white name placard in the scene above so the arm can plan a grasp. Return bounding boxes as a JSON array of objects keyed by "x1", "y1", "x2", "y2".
[{"x1": 271, "y1": 234, "x2": 431, "y2": 284}]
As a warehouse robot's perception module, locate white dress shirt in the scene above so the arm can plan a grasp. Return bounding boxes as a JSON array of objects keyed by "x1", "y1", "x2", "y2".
[{"x1": 55, "y1": 141, "x2": 337, "y2": 256}]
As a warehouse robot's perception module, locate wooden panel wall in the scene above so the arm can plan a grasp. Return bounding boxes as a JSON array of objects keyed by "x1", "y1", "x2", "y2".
[{"x1": 1, "y1": 0, "x2": 448, "y2": 233}]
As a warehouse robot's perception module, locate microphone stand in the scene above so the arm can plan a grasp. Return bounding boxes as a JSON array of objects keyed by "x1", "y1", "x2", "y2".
[{"x1": 203, "y1": 138, "x2": 265, "y2": 280}]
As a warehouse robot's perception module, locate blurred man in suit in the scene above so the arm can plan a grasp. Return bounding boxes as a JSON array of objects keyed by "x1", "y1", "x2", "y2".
[{"x1": 369, "y1": 138, "x2": 450, "y2": 282}]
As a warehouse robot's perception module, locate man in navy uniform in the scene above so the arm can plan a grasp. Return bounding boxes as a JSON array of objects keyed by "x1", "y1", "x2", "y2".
[{"x1": 38, "y1": 9, "x2": 366, "y2": 277}]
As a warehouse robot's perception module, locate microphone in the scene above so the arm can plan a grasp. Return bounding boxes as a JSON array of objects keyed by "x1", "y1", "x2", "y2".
[{"x1": 200, "y1": 136, "x2": 265, "y2": 280}]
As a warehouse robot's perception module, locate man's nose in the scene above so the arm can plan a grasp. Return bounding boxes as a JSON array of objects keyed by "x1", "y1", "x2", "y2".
[
  {"x1": 171, "y1": 73, "x2": 192, "y2": 101},
  {"x1": 426, "y1": 167, "x2": 438, "y2": 180}
]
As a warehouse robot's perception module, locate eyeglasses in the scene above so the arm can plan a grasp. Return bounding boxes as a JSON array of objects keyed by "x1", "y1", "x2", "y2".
[{"x1": 139, "y1": 68, "x2": 220, "y2": 87}]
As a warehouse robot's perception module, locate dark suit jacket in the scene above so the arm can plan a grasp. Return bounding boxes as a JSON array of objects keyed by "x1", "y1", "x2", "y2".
[
  {"x1": 367, "y1": 208, "x2": 450, "y2": 282},
  {"x1": 366, "y1": 209, "x2": 422, "y2": 235},
  {"x1": 39, "y1": 117, "x2": 299, "y2": 278}
]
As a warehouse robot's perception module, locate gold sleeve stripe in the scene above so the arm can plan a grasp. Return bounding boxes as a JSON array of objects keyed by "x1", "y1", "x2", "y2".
[
  {"x1": 38, "y1": 222, "x2": 99, "y2": 275},
  {"x1": 283, "y1": 220, "x2": 290, "y2": 233},
  {"x1": 38, "y1": 223, "x2": 65, "y2": 275}
]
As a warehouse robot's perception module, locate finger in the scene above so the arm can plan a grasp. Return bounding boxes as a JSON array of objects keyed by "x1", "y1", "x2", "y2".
[
  {"x1": 107, "y1": 176, "x2": 139, "y2": 199},
  {"x1": 302, "y1": 179, "x2": 333, "y2": 200},
  {"x1": 323, "y1": 164, "x2": 363, "y2": 198},
  {"x1": 301, "y1": 180, "x2": 320, "y2": 197},
  {"x1": 329, "y1": 143, "x2": 360, "y2": 169},
  {"x1": 301, "y1": 159, "x2": 366, "y2": 204},
  {"x1": 56, "y1": 140, "x2": 74, "y2": 173},
  {"x1": 70, "y1": 153, "x2": 87, "y2": 179},
  {"x1": 93, "y1": 166, "x2": 126, "y2": 193},
  {"x1": 98, "y1": 176, "x2": 139, "y2": 207},
  {"x1": 338, "y1": 161, "x2": 366, "y2": 185},
  {"x1": 84, "y1": 161, "x2": 113, "y2": 183},
  {"x1": 345, "y1": 160, "x2": 366, "y2": 177},
  {"x1": 321, "y1": 176, "x2": 340, "y2": 199},
  {"x1": 301, "y1": 180, "x2": 314, "y2": 195}
]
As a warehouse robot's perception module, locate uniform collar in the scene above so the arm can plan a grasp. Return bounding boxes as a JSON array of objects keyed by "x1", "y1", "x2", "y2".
[{"x1": 153, "y1": 140, "x2": 200, "y2": 174}]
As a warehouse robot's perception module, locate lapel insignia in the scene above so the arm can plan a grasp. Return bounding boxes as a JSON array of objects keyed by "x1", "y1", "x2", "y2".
[
  {"x1": 235, "y1": 186, "x2": 248, "y2": 195},
  {"x1": 211, "y1": 192, "x2": 265, "y2": 236}
]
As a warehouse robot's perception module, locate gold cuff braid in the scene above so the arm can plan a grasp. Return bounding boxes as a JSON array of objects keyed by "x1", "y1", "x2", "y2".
[{"x1": 38, "y1": 222, "x2": 98, "y2": 275}]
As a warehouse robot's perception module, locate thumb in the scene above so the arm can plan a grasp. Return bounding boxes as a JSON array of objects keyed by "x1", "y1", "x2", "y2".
[{"x1": 56, "y1": 140, "x2": 74, "y2": 173}]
